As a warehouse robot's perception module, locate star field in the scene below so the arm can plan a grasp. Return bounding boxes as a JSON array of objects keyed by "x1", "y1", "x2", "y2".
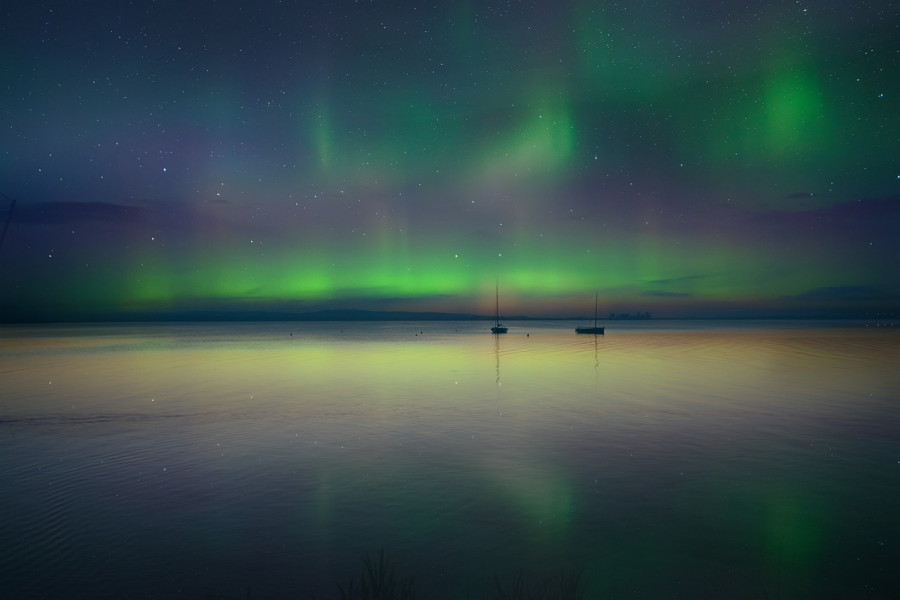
[{"x1": 1, "y1": 1, "x2": 898, "y2": 320}]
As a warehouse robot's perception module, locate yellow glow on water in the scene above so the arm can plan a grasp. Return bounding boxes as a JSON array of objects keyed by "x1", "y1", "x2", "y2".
[{"x1": 2, "y1": 324, "x2": 899, "y2": 599}]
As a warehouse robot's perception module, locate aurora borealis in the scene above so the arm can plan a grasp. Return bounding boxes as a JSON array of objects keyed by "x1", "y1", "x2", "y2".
[{"x1": 1, "y1": 1, "x2": 898, "y2": 321}]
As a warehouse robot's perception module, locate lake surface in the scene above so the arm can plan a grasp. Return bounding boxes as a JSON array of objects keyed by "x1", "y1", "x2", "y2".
[{"x1": 1, "y1": 320, "x2": 898, "y2": 599}]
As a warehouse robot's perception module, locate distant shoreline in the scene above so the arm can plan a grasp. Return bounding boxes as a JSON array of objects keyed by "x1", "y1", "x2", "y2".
[{"x1": 1, "y1": 308, "x2": 896, "y2": 324}]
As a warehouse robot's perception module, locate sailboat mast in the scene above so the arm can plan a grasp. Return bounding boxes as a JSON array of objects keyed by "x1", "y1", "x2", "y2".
[
  {"x1": 490, "y1": 281, "x2": 508, "y2": 333},
  {"x1": 593, "y1": 292, "x2": 598, "y2": 327},
  {"x1": 495, "y1": 281, "x2": 500, "y2": 326}
]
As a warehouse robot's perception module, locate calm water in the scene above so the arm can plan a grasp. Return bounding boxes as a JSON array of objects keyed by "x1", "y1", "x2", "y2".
[{"x1": 1, "y1": 320, "x2": 898, "y2": 599}]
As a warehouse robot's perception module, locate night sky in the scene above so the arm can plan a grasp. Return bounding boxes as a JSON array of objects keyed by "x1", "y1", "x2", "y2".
[{"x1": 2, "y1": 1, "x2": 898, "y2": 321}]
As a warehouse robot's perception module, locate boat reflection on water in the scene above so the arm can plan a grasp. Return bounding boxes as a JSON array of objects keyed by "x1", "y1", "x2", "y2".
[{"x1": 491, "y1": 281, "x2": 508, "y2": 334}]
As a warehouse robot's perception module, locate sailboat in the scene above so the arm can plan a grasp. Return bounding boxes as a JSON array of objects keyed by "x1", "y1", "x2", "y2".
[
  {"x1": 575, "y1": 292, "x2": 605, "y2": 334},
  {"x1": 491, "y1": 281, "x2": 508, "y2": 334}
]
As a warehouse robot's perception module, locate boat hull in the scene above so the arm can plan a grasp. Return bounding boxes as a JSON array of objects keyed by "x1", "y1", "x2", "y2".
[
  {"x1": 491, "y1": 326, "x2": 508, "y2": 334},
  {"x1": 575, "y1": 327, "x2": 604, "y2": 334}
]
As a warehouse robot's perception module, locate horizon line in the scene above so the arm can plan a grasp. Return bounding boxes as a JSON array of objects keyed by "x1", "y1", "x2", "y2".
[{"x1": 2, "y1": 307, "x2": 897, "y2": 325}]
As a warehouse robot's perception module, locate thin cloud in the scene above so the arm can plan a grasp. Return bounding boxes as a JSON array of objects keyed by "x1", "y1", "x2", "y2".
[
  {"x1": 641, "y1": 290, "x2": 693, "y2": 298},
  {"x1": 784, "y1": 285, "x2": 891, "y2": 302},
  {"x1": 12, "y1": 201, "x2": 149, "y2": 225}
]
